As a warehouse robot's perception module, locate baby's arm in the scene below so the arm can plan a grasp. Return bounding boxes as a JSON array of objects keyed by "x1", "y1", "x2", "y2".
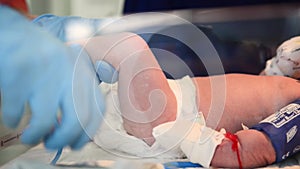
[{"x1": 70, "y1": 32, "x2": 177, "y2": 145}]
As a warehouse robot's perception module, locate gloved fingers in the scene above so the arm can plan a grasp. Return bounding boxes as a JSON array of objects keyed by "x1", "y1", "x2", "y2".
[
  {"x1": 1, "y1": 89, "x2": 27, "y2": 128},
  {"x1": 43, "y1": 81, "x2": 100, "y2": 150},
  {"x1": 95, "y1": 60, "x2": 119, "y2": 83},
  {"x1": 69, "y1": 118, "x2": 97, "y2": 150},
  {"x1": 70, "y1": 134, "x2": 90, "y2": 150},
  {"x1": 43, "y1": 90, "x2": 83, "y2": 150},
  {"x1": 70, "y1": 88, "x2": 104, "y2": 149},
  {"x1": 43, "y1": 45, "x2": 104, "y2": 149},
  {"x1": 21, "y1": 87, "x2": 60, "y2": 145}
]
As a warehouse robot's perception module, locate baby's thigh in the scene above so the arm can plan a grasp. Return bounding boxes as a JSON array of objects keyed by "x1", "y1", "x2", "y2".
[{"x1": 198, "y1": 74, "x2": 300, "y2": 132}]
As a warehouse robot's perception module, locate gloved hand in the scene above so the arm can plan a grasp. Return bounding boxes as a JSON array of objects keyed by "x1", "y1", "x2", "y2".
[
  {"x1": 94, "y1": 60, "x2": 119, "y2": 83},
  {"x1": 32, "y1": 14, "x2": 119, "y2": 83},
  {"x1": 0, "y1": 6, "x2": 104, "y2": 149},
  {"x1": 32, "y1": 14, "x2": 104, "y2": 42}
]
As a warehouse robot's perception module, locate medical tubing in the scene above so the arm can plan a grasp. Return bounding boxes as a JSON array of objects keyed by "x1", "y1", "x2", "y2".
[
  {"x1": 163, "y1": 161, "x2": 202, "y2": 169},
  {"x1": 51, "y1": 148, "x2": 63, "y2": 165},
  {"x1": 50, "y1": 118, "x2": 63, "y2": 165}
]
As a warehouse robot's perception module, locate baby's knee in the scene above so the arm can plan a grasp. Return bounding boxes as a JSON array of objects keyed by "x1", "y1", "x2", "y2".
[{"x1": 116, "y1": 32, "x2": 149, "y2": 50}]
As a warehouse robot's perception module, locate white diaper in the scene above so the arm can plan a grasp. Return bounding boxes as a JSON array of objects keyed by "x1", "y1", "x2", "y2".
[{"x1": 93, "y1": 76, "x2": 224, "y2": 167}]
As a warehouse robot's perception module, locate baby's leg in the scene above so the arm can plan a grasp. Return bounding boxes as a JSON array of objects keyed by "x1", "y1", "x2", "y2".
[
  {"x1": 211, "y1": 129, "x2": 276, "y2": 168},
  {"x1": 71, "y1": 33, "x2": 177, "y2": 145},
  {"x1": 211, "y1": 99, "x2": 300, "y2": 168},
  {"x1": 194, "y1": 74, "x2": 300, "y2": 132},
  {"x1": 193, "y1": 74, "x2": 300, "y2": 168}
]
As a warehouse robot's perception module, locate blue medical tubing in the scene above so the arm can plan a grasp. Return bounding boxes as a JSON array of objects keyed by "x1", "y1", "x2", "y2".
[
  {"x1": 50, "y1": 119, "x2": 63, "y2": 165},
  {"x1": 163, "y1": 161, "x2": 202, "y2": 169},
  {"x1": 51, "y1": 148, "x2": 63, "y2": 165}
]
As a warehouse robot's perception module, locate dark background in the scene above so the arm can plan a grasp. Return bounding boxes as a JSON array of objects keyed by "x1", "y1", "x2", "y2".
[
  {"x1": 123, "y1": 0, "x2": 300, "y2": 78},
  {"x1": 124, "y1": 0, "x2": 299, "y2": 13}
]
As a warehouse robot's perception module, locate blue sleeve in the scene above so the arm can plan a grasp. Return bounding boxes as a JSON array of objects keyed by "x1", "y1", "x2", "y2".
[
  {"x1": 32, "y1": 14, "x2": 119, "y2": 83},
  {"x1": 32, "y1": 14, "x2": 105, "y2": 42}
]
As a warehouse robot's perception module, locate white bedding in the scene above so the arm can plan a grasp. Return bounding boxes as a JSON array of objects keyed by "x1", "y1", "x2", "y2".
[
  {"x1": 1, "y1": 78, "x2": 300, "y2": 169},
  {"x1": 1, "y1": 142, "x2": 300, "y2": 169}
]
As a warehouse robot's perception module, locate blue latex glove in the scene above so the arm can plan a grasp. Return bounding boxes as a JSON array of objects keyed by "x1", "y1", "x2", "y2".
[
  {"x1": 0, "y1": 6, "x2": 104, "y2": 149},
  {"x1": 33, "y1": 14, "x2": 119, "y2": 83},
  {"x1": 32, "y1": 14, "x2": 104, "y2": 42},
  {"x1": 95, "y1": 60, "x2": 119, "y2": 83}
]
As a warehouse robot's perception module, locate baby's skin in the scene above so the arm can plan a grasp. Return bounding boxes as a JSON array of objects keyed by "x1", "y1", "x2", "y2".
[{"x1": 71, "y1": 33, "x2": 300, "y2": 168}]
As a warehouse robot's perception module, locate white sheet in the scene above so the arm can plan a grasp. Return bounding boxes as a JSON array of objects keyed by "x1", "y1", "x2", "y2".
[{"x1": 1, "y1": 142, "x2": 300, "y2": 169}]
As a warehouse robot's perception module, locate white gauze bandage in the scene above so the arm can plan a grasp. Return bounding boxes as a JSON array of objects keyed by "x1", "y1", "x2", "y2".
[{"x1": 152, "y1": 76, "x2": 225, "y2": 168}]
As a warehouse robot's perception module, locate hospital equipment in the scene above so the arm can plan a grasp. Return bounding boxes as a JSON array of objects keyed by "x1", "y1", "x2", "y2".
[
  {"x1": 50, "y1": 148, "x2": 62, "y2": 165},
  {"x1": 0, "y1": 108, "x2": 30, "y2": 165},
  {"x1": 163, "y1": 161, "x2": 202, "y2": 168},
  {"x1": 252, "y1": 99, "x2": 300, "y2": 162}
]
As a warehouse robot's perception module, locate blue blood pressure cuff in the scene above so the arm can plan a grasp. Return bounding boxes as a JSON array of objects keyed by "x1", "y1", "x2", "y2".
[{"x1": 251, "y1": 99, "x2": 300, "y2": 162}]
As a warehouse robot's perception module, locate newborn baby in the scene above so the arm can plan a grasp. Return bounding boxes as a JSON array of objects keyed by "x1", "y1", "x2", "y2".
[
  {"x1": 71, "y1": 32, "x2": 300, "y2": 168},
  {"x1": 14, "y1": 5, "x2": 300, "y2": 168},
  {"x1": 95, "y1": 73, "x2": 300, "y2": 168}
]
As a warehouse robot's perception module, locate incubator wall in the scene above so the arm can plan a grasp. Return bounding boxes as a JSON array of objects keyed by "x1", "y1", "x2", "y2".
[{"x1": 144, "y1": 2, "x2": 300, "y2": 77}]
